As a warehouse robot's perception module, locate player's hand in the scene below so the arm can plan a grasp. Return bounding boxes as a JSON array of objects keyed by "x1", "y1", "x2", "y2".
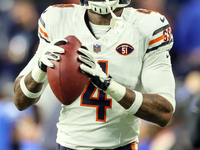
[
  {"x1": 38, "y1": 39, "x2": 67, "y2": 72},
  {"x1": 78, "y1": 47, "x2": 112, "y2": 91},
  {"x1": 78, "y1": 47, "x2": 126, "y2": 101}
]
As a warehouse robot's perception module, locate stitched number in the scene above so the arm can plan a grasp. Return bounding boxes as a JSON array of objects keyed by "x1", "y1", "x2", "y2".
[
  {"x1": 163, "y1": 27, "x2": 172, "y2": 42},
  {"x1": 136, "y1": 9, "x2": 158, "y2": 14},
  {"x1": 81, "y1": 61, "x2": 112, "y2": 122}
]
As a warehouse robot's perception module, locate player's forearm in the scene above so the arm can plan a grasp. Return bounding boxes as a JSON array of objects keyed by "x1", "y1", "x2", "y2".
[
  {"x1": 13, "y1": 72, "x2": 43, "y2": 111},
  {"x1": 118, "y1": 89, "x2": 173, "y2": 127}
]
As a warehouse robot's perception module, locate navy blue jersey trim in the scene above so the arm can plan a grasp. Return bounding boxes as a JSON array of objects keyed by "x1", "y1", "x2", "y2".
[
  {"x1": 39, "y1": 33, "x2": 50, "y2": 43},
  {"x1": 39, "y1": 17, "x2": 46, "y2": 28},
  {"x1": 153, "y1": 24, "x2": 170, "y2": 36},
  {"x1": 146, "y1": 39, "x2": 173, "y2": 53}
]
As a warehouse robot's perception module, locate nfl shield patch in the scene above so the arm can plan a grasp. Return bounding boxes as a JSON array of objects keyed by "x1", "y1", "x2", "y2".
[{"x1": 93, "y1": 44, "x2": 101, "y2": 53}]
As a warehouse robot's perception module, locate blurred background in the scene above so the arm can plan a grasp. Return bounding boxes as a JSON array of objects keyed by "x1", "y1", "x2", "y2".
[{"x1": 0, "y1": 0, "x2": 200, "y2": 150}]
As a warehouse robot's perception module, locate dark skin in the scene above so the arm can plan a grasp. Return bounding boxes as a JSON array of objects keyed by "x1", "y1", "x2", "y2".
[
  {"x1": 14, "y1": 8, "x2": 173, "y2": 127},
  {"x1": 14, "y1": 74, "x2": 43, "y2": 110}
]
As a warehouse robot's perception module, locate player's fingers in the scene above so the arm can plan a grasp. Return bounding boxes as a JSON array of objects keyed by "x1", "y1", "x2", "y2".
[
  {"x1": 78, "y1": 55, "x2": 95, "y2": 68},
  {"x1": 47, "y1": 45, "x2": 65, "y2": 53},
  {"x1": 45, "y1": 51, "x2": 61, "y2": 61},
  {"x1": 41, "y1": 57, "x2": 54, "y2": 68},
  {"x1": 80, "y1": 64, "x2": 94, "y2": 76},
  {"x1": 78, "y1": 48, "x2": 94, "y2": 60},
  {"x1": 51, "y1": 39, "x2": 68, "y2": 45}
]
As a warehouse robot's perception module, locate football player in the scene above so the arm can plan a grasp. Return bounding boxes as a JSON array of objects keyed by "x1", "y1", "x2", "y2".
[{"x1": 13, "y1": 0, "x2": 176, "y2": 149}]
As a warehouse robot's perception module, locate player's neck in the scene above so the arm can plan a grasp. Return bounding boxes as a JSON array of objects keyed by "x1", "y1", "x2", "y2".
[{"x1": 87, "y1": 8, "x2": 124, "y2": 25}]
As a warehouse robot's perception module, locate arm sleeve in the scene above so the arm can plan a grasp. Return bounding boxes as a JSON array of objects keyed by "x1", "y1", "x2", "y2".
[{"x1": 141, "y1": 14, "x2": 176, "y2": 111}]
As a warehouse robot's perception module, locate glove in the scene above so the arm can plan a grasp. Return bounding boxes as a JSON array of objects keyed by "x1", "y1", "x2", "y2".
[
  {"x1": 31, "y1": 39, "x2": 67, "y2": 83},
  {"x1": 20, "y1": 38, "x2": 68, "y2": 99},
  {"x1": 78, "y1": 47, "x2": 126, "y2": 101},
  {"x1": 78, "y1": 47, "x2": 112, "y2": 91},
  {"x1": 38, "y1": 39, "x2": 67, "y2": 72}
]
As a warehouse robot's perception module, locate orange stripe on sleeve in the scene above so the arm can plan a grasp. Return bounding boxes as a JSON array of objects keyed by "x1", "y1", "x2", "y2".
[
  {"x1": 131, "y1": 142, "x2": 136, "y2": 150},
  {"x1": 38, "y1": 26, "x2": 49, "y2": 38},
  {"x1": 131, "y1": 142, "x2": 139, "y2": 150},
  {"x1": 149, "y1": 35, "x2": 164, "y2": 45}
]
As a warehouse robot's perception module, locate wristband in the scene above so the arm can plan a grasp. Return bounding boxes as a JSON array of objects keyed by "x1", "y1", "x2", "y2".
[
  {"x1": 20, "y1": 75, "x2": 44, "y2": 99},
  {"x1": 105, "y1": 80, "x2": 126, "y2": 101},
  {"x1": 32, "y1": 65, "x2": 47, "y2": 83},
  {"x1": 127, "y1": 90, "x2": 143, "y2": 115}
]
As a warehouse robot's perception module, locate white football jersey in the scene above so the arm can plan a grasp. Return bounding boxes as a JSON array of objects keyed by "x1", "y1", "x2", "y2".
[{"x1": 19, "y1": 4, "x2": 175, "y2": 150}]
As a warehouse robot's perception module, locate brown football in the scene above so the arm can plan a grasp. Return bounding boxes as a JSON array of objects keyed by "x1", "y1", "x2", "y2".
[{"x1": 47, "y1": 35, "x2": 89, "y2": 105}]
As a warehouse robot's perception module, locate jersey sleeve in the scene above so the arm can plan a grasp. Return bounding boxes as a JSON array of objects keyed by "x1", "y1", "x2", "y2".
[
  {"x1": 146, "y1": 13, "x2": 173, "y2": 54},
  {"x1": 38, "y1": 6, "x2": 52, "y2": 44},
  {"x1": 18, "y1": 4, "x2": 75, "y2": 77},
  {"x1": 141, "y1": 14, "x2": 176, "y2": 111}
]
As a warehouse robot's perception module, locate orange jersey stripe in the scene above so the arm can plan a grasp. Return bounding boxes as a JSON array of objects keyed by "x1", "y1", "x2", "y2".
[
  {"x1": 131, "y1": 142, "x2": 136, "y2": 150},
  {"x1": 131, "y1": 142, "x2": 138, "y2": 150},
  {"x1": 38, "y1": 26, "x2": 49, "y2": 38},
  {"x1": 149, "y1": 35, "x2": 164, "y2": 45}
]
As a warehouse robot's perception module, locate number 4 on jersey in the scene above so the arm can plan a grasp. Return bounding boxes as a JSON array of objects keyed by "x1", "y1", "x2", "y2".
[{"x1": 81, "y1": 61, "x2": 112, "y2": 122}]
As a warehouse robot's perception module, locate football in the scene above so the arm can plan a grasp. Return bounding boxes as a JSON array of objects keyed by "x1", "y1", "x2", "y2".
[{"x1": 47, "y1": 35, "x2": 89, "y2": 105}]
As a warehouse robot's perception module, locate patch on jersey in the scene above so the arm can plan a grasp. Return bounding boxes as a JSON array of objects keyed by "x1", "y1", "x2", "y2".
[
  {"x1": 116, "y1": 43, "x2": 134, "y2": 55},
  {"x1": 93, "y1": 44, "x2": 101, "y2": 53}
]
